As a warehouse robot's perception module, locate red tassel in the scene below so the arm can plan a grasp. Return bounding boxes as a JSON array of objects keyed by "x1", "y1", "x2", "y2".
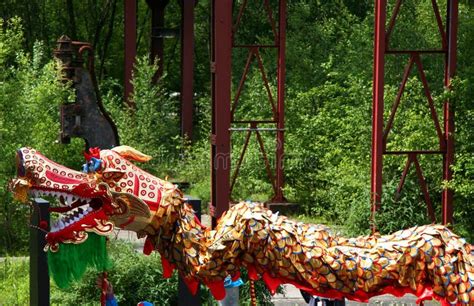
[
  {"x1": 39, "y1": 220, "x2": 48, "y2": 230},
  {"x1": 143, "y1": 237, "x2": 153, "y2": 255},
  {"x1": 84, "y1": 147, "x2": 101, "y2": 161},
  {"x1": 183, "y1": 277, "x2": 200, "y2": 295},
  {"x1": 206, "y1": 280, "x2": 226, "y2": 301},
  {"x1": 231, "y1": 270, "x2": 241, "y2": 282},
  {"x1": 247, "y1": 264, "x2": 259, "y2": 281},
  {"x1": 161, "y1": 256, "x2": 175, "y2": 278},
  {"x1": 262, "y1": 273, "x2": 282, "y2": 295}
]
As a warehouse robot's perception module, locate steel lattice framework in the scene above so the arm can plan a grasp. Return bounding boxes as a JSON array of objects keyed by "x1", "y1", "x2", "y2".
[
  {"x1": 211, "y1": 0, "x2": 287, "y2": 220},
  {"x1": 371, "y1": 0, "x2": 458, "y2": 231}
]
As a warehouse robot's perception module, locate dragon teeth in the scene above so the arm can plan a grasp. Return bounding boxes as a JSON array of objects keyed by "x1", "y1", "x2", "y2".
[{"x1": 50, "y1": 221, "x2": 57, "y2": 232}]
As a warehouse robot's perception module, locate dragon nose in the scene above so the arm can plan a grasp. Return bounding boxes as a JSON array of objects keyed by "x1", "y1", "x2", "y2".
[{"x1": 16, "y1": 150, "x2": 26, "y2": 176}]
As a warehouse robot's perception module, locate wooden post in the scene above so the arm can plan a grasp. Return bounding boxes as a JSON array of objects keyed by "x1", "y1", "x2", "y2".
[{"x1": 30, "y1": 198, "x2": 50, "y2": 306}]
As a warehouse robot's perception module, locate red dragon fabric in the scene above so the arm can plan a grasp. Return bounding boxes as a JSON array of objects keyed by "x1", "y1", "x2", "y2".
[{"x1": 9, "y1": 146, "x2": 474, "y2": 305}]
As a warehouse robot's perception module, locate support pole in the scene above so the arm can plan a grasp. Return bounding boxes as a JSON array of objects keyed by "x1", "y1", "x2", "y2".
[
  {"x1": 210, "y1": 0, "x2": 232, "y2": 222},
  {"x1": 273, "y1": 0, "x2": 287, "y2": 203},
  {"x1": 370, "y1": 0, "x2": 386, "y2": 231},
  {"x1": 226, "y1": 0, "x2": 288, "y2": 205},
  {"x1": 124, "y1": 0, "x2": 137, "y2": 107},
  {"x1": 371, "y1": 0, "x2": 458, "y2": 228},
  {"x1": 180, "y1": 0, "x2": 195, "y2": 140},
  {"x1": 30, "y1": 199, "x2": 50, "y2": 306},
  {"x1": 442, "y1": 0, "x2": 458, "y2": 225}
]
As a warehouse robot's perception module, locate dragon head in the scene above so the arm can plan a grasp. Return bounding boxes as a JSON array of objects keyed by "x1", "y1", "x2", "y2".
[{"x1": 9, "y1": 146, "x2": 177, "y2": 252}]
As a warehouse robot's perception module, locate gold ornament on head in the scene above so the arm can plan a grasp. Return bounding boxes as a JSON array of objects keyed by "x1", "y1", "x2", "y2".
[{"x1": 111, "y1": 146, "x2": 152, "y2": 162}]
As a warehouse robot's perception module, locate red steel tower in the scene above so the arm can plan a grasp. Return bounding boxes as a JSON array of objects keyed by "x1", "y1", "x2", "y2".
[
  {"x1": 211, "y1": 0, "x2": 287, "y2": 220},
  {"x1": 371, "y1": 0, "x2": 458, "y2": 231}
]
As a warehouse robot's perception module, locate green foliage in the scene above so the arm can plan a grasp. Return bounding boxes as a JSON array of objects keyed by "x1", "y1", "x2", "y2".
[
  {"x1": 1, "y1": 241, "x2": 274, "y2": 305},
  {"x1": 0, "y1": 18, "x2": 84, "y2": 256},
  {"x1": 51, "y1": 241, "x2": 180, "y2": 305},
  {"x1": 105, "y1": 56, "x2": 181, "y2": 178},
  {"x1": 0, "y1": 258, "x2": 29, "y2": 305},
  {"x1": 285, "y1": 78, "x2": 372, "y2": 221},
  {"x1": 54, "y1": 240, "x2": 275, "y2": 305}
]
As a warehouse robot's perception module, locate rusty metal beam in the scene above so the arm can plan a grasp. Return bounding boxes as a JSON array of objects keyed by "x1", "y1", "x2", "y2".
[
  {"x1": 210, "y1": 0, "x2": 232, "y2": 221},
  {"x1": 442, "y1": 0, "x2": 458, "y2": 225},
  {"x1": 371, "y1": 0, "x2": 458, "y2": 229},
  {"x1": 211, "y1": 0, "x2": 287, "y2": 217},
  {"x1": 180, "y1": 0, "x2": 195, "y2": 140},
  {"x1": 370, "y1": 0, "x2": 387, "y2": 231},
  {"x1": 228, "y1": 0, "x2": 286, "y2": 205},
  {"x1": 273, "y1": 0, "x2": 286, "y2": 203},
  {"x1": 413, "y1": 155, "x2": 436, "y2": 223}
]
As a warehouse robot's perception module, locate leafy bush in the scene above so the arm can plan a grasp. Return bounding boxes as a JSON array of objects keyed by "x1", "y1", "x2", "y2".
[
  {"x1": 51, "y1": 241, "x2": 180, "y2": 305},
  {"x1": 0, "y1": 18, "x2": 84, "y2": 256},
  {"x1": 1, "y1": 241, "x2": 274, "y2": 305},
  {"x1": 104, "y1": 56, "x2": 181, "y2": 178}
]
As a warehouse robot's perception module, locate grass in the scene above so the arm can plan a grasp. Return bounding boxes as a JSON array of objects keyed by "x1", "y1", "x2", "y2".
[
  {"x1": 1, "y1": 256, "x2": 108, "y2": 306},
  {"x1": 0, "y1": 257, "x2": 30, "y2": 305}
]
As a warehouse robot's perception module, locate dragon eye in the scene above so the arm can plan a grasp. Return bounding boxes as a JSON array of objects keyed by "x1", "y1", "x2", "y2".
[
  {"x1": 90, "y1": 158, "x2": 102, "y2": 172},
  {"x1": 81, "y1": 158, "x2": 102, "y2": 173}
]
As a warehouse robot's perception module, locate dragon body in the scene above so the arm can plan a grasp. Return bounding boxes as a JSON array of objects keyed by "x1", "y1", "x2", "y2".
[{"x1": 9, "y1": 146, "x2": 474, "y2": 305}]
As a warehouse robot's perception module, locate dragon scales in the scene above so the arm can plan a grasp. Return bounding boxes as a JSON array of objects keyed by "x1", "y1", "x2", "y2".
[{"x1": 9, "y1": 146, "x2": 474, "y2": 305}]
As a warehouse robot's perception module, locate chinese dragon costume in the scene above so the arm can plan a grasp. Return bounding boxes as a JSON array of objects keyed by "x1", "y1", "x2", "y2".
[{"x1": 9, "y1": 146, "x2": 474, "y2": 305}]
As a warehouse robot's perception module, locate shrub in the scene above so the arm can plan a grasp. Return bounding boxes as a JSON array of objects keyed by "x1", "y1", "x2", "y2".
[
  {"x1": 52, "y1": 240, "x2": 275, "y2": 305},
  {"x1": 1, "y1": 240, "x2": 275, "y2": 305},
  {"x1": 104, "y1": 56, "x2": 181, "y2": 179},
  {"x1": 0, "y1": 17, "x2": 83, "y2": 256}
]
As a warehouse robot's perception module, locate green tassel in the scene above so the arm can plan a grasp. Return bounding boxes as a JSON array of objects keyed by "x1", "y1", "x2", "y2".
[{"x1": 48, "y1": 233, "x2": 111, "y2": 289}]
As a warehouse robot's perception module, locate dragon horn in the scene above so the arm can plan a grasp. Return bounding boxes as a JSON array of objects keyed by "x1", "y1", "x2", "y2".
[{"x1": 111, "y1": 146, "x2": 152, "y2": 162}]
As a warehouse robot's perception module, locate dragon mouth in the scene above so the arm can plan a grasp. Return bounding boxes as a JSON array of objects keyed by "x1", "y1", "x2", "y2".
[
  {"x1": 26, "y1": 184, "x2": 116, "y2": 252},
  {"x1": 29, "y1": 188, "x2": 101, "y2": 232}
]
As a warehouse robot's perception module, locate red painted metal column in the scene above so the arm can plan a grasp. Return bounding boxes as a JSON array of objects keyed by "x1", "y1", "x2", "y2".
[
  {"x1": 124, "y1": 0, "x2": 137, "y2": 108},
  {"x1": 180, "y1": 0, "x2": 195, "y2": 140},
  {"x1": 228, "y1": 0, "x2": 287, "y2": 205},
  {"x1": 370, "y1": 0, "x2": 386, "y2": 231},
  {"x1": 371, "y1": 0, "x2": 458, "y2": 229},
  {"x1": 210, "y1": 0, "x2": 232, "y2": 221},
  {"x1": 273, "y1": 0, "x2": 287, "y2": 203},
  {"x1": 442, "y1": 0, "x2": 458, "y2": 225}
]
